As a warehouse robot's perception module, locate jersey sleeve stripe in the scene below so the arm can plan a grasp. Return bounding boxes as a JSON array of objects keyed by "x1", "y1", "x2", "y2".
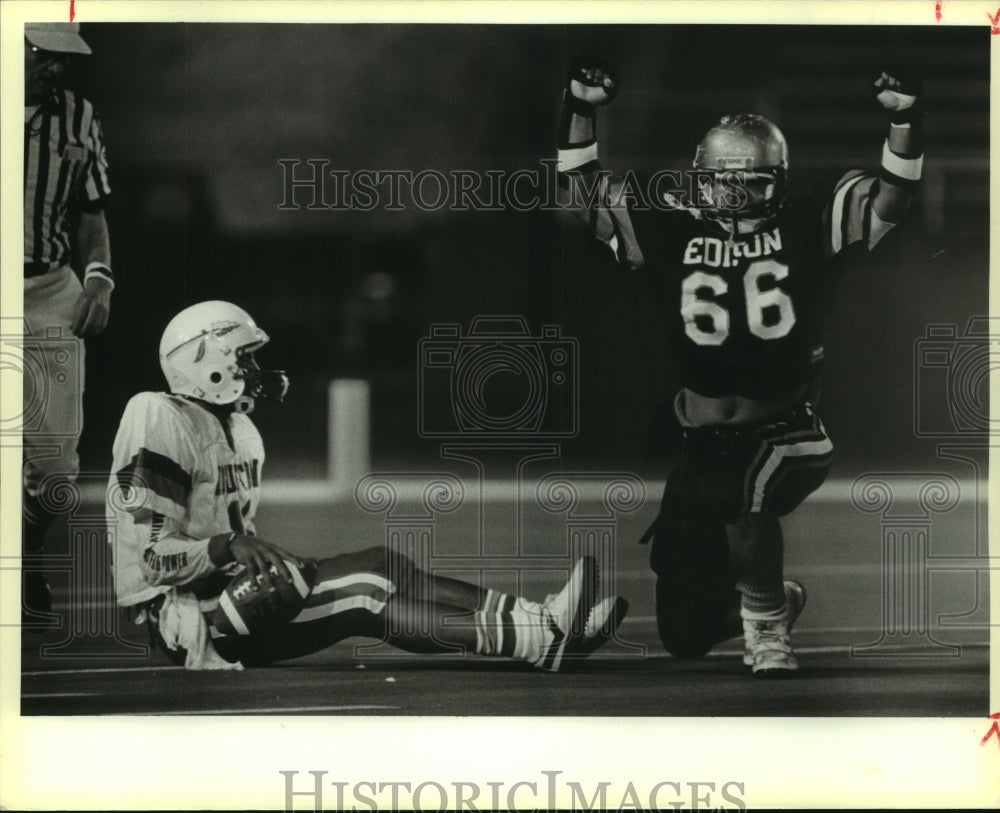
[
  {"x1": 84, "y1": 116, "x2": 112, "y2": 203},
  {"x1": 830, "y1": 172, "x2": 867, "y2": 255},
  {"x1": 93, "y1": 118, "x2": 112, "y2": 197},
  {"x1": 840, "y1": 176, "x2": 876, "y2": 252},
  {"x1": 116, "y1": 448, "x2": 193, "y2": 508},
  {"x1": 861, "y1": 192, "x2": 874, "y2": 247}
]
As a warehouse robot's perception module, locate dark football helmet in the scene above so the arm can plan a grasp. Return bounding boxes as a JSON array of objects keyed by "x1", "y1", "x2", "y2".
[{"x1": 692, "y1": 113, "x2": 789, "y2": 234}]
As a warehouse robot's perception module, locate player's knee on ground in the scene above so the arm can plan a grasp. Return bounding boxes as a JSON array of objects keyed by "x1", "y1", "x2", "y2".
[
  {"x1": 655, "y1": 593, "x2": 729, "y2": 659},
  {"x1": 649, "y1": 515, "x2": 739, "y2": 658},
  {"x1": 655, "y1": 578, "x2": 741, "y2": 658}
]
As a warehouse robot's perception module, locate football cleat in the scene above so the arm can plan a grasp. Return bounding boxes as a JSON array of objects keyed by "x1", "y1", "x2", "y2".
[
  {"x1": 741, "y1": 580, "x2": 806, "y2": 677},
  {"x1": 572, "y1": 595, "x2": 630, "y2": 659},
  {"x1": 534, "y1": 556, "x2": 599, "y2": 672}
]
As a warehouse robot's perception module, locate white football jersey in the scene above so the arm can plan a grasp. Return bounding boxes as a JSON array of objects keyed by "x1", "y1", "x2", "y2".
[{"x1": 106, "y1": 392, "x2": 265, "y2": 606}]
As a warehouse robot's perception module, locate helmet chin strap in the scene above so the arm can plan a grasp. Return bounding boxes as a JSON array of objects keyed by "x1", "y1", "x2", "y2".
[{"x1": 232, "y1": 395, "x2": 256, "y2": 414}]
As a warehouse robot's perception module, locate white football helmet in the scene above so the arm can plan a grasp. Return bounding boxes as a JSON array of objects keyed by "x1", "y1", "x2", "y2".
[{"x1": 159, "y1": 300, "x2": 288, "y2": 413}]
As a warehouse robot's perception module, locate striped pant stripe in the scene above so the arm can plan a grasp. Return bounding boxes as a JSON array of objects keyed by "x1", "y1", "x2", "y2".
[
  {"x1": 747, "y1": 433, "x2": 833, "y2": 513},
  {"x1": 311, "y1": 573, "x2": 394, "y2": 597},
  {"x1": 293, "y1": 594, "x2": 386, "y2": 624}
]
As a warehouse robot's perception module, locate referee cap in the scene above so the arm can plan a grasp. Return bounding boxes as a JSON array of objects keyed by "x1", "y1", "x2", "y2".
[{"x1": 25, "y1": 23, "x2": 92, "y2": 55}]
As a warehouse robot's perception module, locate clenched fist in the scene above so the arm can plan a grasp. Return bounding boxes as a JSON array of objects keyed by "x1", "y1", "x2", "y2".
[
  {"x1": 874, "y1": 70, "x2": 923, "y2": 123},
  {"x1": 566, "y1": 59, "x2": 618, "y2": 111}
]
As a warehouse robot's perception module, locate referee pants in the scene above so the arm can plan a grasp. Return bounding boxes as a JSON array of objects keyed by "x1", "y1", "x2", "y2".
[{"x1": 22, "y1": 266, "x2": 85, "y2": 499}]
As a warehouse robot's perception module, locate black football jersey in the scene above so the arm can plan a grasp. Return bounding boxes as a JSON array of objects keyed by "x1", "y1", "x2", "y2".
[{"x1": 597, "y1": 170, "x2": 895, "y2": 399}]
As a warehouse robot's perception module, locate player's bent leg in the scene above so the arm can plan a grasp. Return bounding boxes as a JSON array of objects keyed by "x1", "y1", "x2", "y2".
[
  {"x1": 356, "y1": 544, "x2": 527, "y2": 618},
  {"x1": 211, "y1": 549, "x2": 397, "y2": 666},
  {"x1": 726, "y1": 513, "x2": 784, "y2": 595},
  {"x1": 740, "y1": 579, "x2": 806, "y2": 677},
  {"x1": 648, "y1": 513, "x2": 740, "y2": 658},
  {"x1": 202, "y1": 550, "x2": 617, "y2": 671},
  {"x1": 217, "y1": 606, "x2": 386, "y2": 667},
  {"x1": 731, "y1": 409, "x2": 832, "y2": 676},
  {"x1": 727, "y1": 513, "x2": 799, "y2": 676},
  {"x1": 365, "y1": 547, "x2": 611, "y2": 671},
  {"x1": 655, "y1": 577, "x2": 740, "y2": 659},
  {"x1": 423, "y1": 555, "x2": 604, "y2": 672}
]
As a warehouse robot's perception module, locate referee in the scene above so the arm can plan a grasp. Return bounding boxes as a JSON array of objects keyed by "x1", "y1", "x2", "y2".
[{"x1": 23, "y1": 23, "x2": 114, "y2": 624}]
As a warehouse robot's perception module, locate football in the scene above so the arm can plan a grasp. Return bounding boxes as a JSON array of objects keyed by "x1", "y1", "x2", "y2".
[{"x1": 212, "y1": 559, "x2": 318, "y2": 636}]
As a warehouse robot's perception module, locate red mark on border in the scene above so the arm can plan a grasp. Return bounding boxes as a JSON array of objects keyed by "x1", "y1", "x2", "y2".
[
  {"x1": 980, "y1": 713, "x2": 1000, "y2": 747},
  {"x1": 935, "y1": 0, "x2": 941, "y2": 21},
  {"x1": 69, "y1": 0, "x2": 75, "y2": 22},
  {"x1": 989, "y1": 8, "x2": 1000, "y2": 34}
]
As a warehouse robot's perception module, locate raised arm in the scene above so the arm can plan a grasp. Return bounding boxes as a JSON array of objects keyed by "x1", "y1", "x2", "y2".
[
  {"x1": 556, "y1": 60, "x2": 645, "y2": 271},
  {"x1": 824, "y1": 70, "x2": 925, "y2": 258},
  {"x1": 557, "y1": 60, "x2": 616, "y2": 180},
  {"x1": 871, "y1": 70, "x2": 924, "y2": 225}
]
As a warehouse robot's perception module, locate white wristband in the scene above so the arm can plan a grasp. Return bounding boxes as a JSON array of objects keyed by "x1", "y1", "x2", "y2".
[
  {"x1": 557, "y1": 142, "x2": 599, "y2": 172},
  {"x1": 881, "y1": 139, "x2": 923, "y2": 182},
  {"x1": 84, "y1": 262, "x2": 114, "y2": 291}
]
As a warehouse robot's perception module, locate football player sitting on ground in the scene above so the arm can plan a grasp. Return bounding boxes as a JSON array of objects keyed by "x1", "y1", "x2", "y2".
[
  {"x1": 555, "y1": 60, "x2": 922, "y2": 675},
  {"x1": 106, "y1": 301, "x2": 625, "y2": 671}
]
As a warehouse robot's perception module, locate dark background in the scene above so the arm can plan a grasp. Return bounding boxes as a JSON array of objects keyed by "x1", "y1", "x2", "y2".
[{"x1": 70, "y1": 24, "x2": 989, "y2": 477}]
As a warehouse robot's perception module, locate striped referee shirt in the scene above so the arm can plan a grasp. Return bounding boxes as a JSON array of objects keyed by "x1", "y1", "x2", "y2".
[{"x1": 24, "y1": 88, "x2": 111, "y2": 270}]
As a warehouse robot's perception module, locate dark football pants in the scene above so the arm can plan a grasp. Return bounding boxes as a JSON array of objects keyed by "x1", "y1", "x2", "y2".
[
  {"x1": 147, "y1": 546, "x2": 416, "y2": 667},
  {"x1": 661, "y1": 405, "x2": 834, "y2": 522},
  {"x1": 648, "y1": 507, "x2": 740, "y2": 659},
  {"x1": 648, "y1": 405, "x2": 833, "y2": 657},
  {"x1": 215, "y1": 546, "x2": 418, "y2": 666}
]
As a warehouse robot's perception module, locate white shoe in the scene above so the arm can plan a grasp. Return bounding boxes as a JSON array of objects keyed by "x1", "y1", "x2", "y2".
[
  {"x1": 741, "y1": 580, "x2": 806, "y2": 677},
  {"x1": 575, "y1": 596, "x2": 629, "y2": 658},
  {"x1": 534, "y1": 556, "x2": 598, "y2": 672}
]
